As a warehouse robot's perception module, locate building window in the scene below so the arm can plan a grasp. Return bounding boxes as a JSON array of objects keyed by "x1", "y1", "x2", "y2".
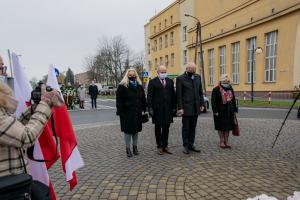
[
  {"x1": 170, "y1": 15, "x2": 173, "y2": 24},
  {"x1": 164, "y1": 19, "x2": 167, "y2": 28},
  {"x1": 155, "y1": 58, "x2": 158, "y2": 67},
  {"x1": 160, "y1": 57, "x2": 163, "y2": 65},
  {"x1": 170, "y1": 32, "x2": 174, "y2": 46},
  {"x1": 147, "y1": 43, "x2": 150, "y2": 54},
  {"x1": 159, "y1": 22, "x2": 162, "y2": 31},
  {"x1": 208, "y1": 49, "x2": 214, "y2": 85},
  {"x1": 165, "y1": 55, "x2": 169, "y2": 67},
  {"x1": 232, "y1": 42, "x2": 240, "y2": 84},
  {"x1": 171, "y1": 53, "x2": 175, "y2": 67},
  {"x1": 247, "y1": 37, "x2": 256, "y2": 83},
  {"x1": 265, "y1": 31, "x2": 277, "y2": 82},
  {"x1": 219, "y1": 46, "x2": 226, "y2": 76},
  {"x1": 148, "y1": 61, "x2": 152, "y2": 70},
  {"x1": 159, "y1": 37, "x2": 162, "y2": 50},
  {"x1": 183, "y1": 26, "x2": 187, "y2": 41},
  {"x1": 154, "y1": 40, "x2": 157, "y2": 52},
  {"x1": 154, "y1": 26, "x2": 156, "y2": 33},
  {"x1": 183, "y1": 50, "x2": 187, "y2": 65},
  {"x1": 165, "y1": 34, "x2": 168, "y2": 48}
]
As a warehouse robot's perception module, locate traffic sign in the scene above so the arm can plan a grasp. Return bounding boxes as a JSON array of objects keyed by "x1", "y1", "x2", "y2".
[{"x1": 143, "y1": 71, "x2": 149, "y2": 77}]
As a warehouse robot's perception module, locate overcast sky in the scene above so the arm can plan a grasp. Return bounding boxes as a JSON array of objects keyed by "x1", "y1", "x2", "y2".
[{"x1": 0, "y1": 0, "x2": 174, "y2": 79}]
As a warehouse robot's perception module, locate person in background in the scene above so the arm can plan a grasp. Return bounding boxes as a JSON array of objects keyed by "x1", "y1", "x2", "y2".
[
  {"x1": 77, "y1": 84, "x2": 86, "y2": 109},
  {"x1": 176, "y1": 62, "x2": 205, "y2": 154},
  {"x1": 211, "y1": 74, "x2": 238, "y2": 148},
  {"x1": 147, "y1": 65, "x2": 176, "y2": 155},
  {"x1": 88, "y1": 80, "x2": 98, "y2": 109},
  {"x1": 116, "y1": 68, "x2": 147, "y2": 157}
]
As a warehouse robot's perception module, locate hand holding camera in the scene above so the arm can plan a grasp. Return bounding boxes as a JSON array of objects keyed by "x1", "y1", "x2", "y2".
[{"x1": 40, "y1": 85, "x2": 64, "y2": 107}]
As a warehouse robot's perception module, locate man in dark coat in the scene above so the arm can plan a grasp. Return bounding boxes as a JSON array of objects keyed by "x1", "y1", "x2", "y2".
[
  {"x1": 147, "y1": 65, "x2": 176, "y2": 155},
  {"x1": 88, "y1": 80, "x2": 98, "y2": 109},
  {"x1": 176, "y1": 62, "x2": 205, "y2": 154}
]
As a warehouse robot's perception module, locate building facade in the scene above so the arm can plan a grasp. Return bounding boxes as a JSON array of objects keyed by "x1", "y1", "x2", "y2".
[{"x1": 145, "y1": 0, "x2": 300, "y2": 97}]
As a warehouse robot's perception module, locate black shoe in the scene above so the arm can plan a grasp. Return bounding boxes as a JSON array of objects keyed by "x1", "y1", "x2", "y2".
[
  {"x1": 126, "y1": 147, "x2": 133, "y2": 157},
  {"x1": 157, "y1": 148, "x2": 164, "y2": 155},
  {"x1": 133, "y1": 145, "x2": 139, "y2": 155},
  {"x1": 188, "y1": 146, "x2": 201, "y2": 153},
  {"x1": 183, "y1": 147, "x2": 190, "y2": 154}
]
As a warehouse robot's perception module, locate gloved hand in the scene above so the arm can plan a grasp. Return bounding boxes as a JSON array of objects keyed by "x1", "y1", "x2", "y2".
[
  {"x1": 148, "y1": 108, "x2": 154, "y2": 117},
  {"x1": 41, "y1": 85, "x2": 64, "y2": 107}
]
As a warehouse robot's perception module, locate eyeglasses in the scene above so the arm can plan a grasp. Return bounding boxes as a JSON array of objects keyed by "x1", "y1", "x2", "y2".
[{"x1": 0, "y1": 66, "x2": 7, "y2": 75}]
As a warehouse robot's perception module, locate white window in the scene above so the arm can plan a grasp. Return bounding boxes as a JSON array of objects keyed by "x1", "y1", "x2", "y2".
[
  {"x1": 148, "y1": 61, "x2": 152, "y2": 70},
  {"x1": 232, "y1": 42, "x2": 240, "y2": 84},
  {"x1": 165, "y1": 55, "x2": 169, "y2": 67},
  {"x1": 155, "y1": 58, "x2": 158, "y2": 67},
  {"x1": 265, "y1": 31, "x2": 277, "y2": 82},
  {"x1": 208, "y1": 49, "x2": 214, "y2": 85},
  {"x1": 183, "y1": 26, "x2": 187, "y2": 41},
  {"x1": 165, "y1": 34, "x2": 168, "y2": 48},
  {"x1": 170, "y1": 32, "x2": 174, "y2": 46},
  {"x1": 154, "y1": 40, "x2": 157, "y2": 52},
  {"x1": 154, "y1": 26, "x2": 156, "y2": 33},
  {"x1": 159, "y1": 23, "x2": 162, "y2": 31},
  {"x1": 247, "y1": 37, "x2": 256, "y2": 83},
  {"x1": 183, "y1": 50, "x2": 187, "y2": 65},
  {"x1": 164, "y1": 19, "x2": 167, "y2": 28},
  {"x1": 159, "y1": 37, "x2": 162, "y2": 50},
  {"x1": 171, "y1": 53, "x2": 175, "y2": 67},
  {"x1": 170, "y1": 15, "x2": 173, "y2": 24},
  {"x1": 219, "y1": 46, "x2": 226, "y2": 76}
]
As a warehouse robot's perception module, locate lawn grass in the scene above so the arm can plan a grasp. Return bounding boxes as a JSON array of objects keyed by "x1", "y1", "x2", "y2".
[{"x1": 238, "y1": 99, "x2": 300, "y2": 108}]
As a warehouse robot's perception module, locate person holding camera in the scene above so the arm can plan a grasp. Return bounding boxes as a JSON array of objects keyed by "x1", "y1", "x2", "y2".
[
  {"x1": 147, "y1": 65, "x2": 176, "y2": 155},
  {"x1": 0, "y1": 78, "x2": 63, "y2": 178},
  {"x1": 116, "y1": 68, "x2": 147, "y2": 157}
]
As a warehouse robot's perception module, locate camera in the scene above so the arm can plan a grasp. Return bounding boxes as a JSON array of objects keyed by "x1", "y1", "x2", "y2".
[{"x1": 31, "y1": 81, "x2": 53, "y2": 104}]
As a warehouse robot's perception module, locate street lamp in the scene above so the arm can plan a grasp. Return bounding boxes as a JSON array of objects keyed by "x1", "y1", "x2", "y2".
[
  {"x1": 184, "y1": 14, "x2": 206, "y2": 95},
  {"x1": 251, "y1": 46, "x2": 263, "y2": 103}
]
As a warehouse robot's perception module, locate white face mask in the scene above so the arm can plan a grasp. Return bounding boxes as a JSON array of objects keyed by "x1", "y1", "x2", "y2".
[
  {"x1": 2, "y1": 94, "x2": 19, "y2": 114},
  {"x1": 158, "y1": 73, "x2": 167, "y2": 80}
]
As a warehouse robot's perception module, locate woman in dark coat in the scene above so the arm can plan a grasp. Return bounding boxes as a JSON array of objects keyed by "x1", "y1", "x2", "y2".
[
  {"x1": 116, "y1": 68, "x2": 147, "y2": 157},
  {"x1": 211, "y1": 74, "x2": 237, "y2": 149}
]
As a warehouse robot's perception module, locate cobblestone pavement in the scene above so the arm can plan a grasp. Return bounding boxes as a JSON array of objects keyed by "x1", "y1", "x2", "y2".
[{"x1": 49, "y1": 118, "x2": 300, "y2": 200}]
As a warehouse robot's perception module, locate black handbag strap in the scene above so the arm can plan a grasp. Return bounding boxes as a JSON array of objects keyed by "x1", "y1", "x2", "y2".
[{"x1": 27, "y1": 115, "x2": 58, "y2": 163}]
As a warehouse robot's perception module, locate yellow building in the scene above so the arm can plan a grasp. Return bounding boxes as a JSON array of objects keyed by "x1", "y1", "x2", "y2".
[{"x1": 145, "y1": 0, "x2": 300, "y2": 98}]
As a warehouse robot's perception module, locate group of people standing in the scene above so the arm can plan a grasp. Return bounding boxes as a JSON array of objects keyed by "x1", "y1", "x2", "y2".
[{"x1": 116, "y1": 62, "x2": 238, "y2": 157}]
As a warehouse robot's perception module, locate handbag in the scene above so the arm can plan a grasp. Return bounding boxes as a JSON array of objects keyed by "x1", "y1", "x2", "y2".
[
  {"x1": 0, "y1": 150, "x2": 32, "y2": 200},
  {"x1": 142, "y1": 113, "x2": 149, "y2": 123},
  {"x1": 232, "y1": 114, "x2": 240, "y2": 136}
]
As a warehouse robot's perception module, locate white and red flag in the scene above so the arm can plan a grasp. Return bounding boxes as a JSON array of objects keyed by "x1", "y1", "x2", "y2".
[
  {"x1": 12, "y1": 52, "x2": 58, "y2": 200},
  {"x1": 47, "y1": 65, "x2": 84, "y2": 191}
]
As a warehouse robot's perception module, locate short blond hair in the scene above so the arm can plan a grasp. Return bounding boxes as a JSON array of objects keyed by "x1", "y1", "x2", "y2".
[
  {"x1": 0, "y1": 82, "x2": 13, "y2": 108},
  {"x1": 220, "y1": 74, "x2": 231, "y2": 83}
]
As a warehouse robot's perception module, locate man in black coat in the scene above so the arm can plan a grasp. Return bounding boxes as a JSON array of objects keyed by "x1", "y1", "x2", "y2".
[
  {"x1": 176, "y1": 62, "x2": 205, "y2": 154},
  {"x1": 147, "y1": 65, "x2": 176, "y2": 155},
  {"x1": 88, "y1": 80, "x2": 98, "y2": 109}
]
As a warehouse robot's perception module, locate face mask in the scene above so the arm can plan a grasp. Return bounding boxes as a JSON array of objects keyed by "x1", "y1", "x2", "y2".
[
  {"x1": 128, "y1": 77, "x2": 136, "y2": 81},
  {"x1": 187, "y1": 72, "x2": 194, "y2": 77},
  {"x1": 158, "y1": 73, "x2": 167, "y2": 80},
  {"x1": 221, "y1": 83, "x2": 230, "y2": 88},
  {"x1": 3, "y1": 94, "x2": 19, "y2": 114}
]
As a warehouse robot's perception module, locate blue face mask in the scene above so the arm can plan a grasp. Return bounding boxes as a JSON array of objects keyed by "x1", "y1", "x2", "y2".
[
  {"x1": 158, "y1": 73, "x2": 167, "y2": 80},
  {"x1": 221, "y1": 83, "x2": 230, "y2": 88}
]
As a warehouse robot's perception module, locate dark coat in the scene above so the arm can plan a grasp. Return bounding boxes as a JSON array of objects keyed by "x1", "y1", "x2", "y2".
[
  {"x1": 88, "y1": 85, "x2": 98, "y2": 99},
  {"x1": 147, "y1": 77, "x2": 176, "y2": 125},
  {"x1": 176, "y1": 72, "x2": 205, "y2": 116},
  {"x1": 116, "y1": 83, "x2": 147, "y2": 134},
  {"x1": 211, "y1": 85, "x2": 237, "y2": 131}
]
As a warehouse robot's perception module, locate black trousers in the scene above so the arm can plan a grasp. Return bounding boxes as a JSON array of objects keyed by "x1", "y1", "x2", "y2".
[
  {"x1": 79, "y1": 101, "x2": 84, "y2": 109},
  {"x1": 154, "y1": 124, "x2": 170, "y2": 148},
  {"x1": 182, "y1": 115, "x2": 198, "y2": 148},
  {"x1": 91, "y1": 98, "x2": 97, "y2": 109}
]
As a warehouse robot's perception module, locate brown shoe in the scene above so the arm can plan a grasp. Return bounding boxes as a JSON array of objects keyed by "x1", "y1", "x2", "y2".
[
  {"x1": 157, "y1": 148, "x2": 164, "y2": 155},
  {"x1": 163, "y1": 147, "x2": 173, "y2": 154}
]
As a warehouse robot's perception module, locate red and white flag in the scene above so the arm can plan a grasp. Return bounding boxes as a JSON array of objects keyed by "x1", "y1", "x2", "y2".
[
  {"x1": 47, "y1": 65, "x2": 84, "y2": 191},
  {"x1": 12, "y1": 53, "x2": 58, "y2": 200}
]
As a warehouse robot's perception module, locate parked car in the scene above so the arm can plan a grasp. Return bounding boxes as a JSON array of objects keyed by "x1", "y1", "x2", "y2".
[{"x1": 99, "y1": 86, "x2": 114, "y2": 95}]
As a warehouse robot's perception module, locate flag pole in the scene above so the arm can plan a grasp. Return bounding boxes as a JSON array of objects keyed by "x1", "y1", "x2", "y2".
[{"x1": 7, "y1": 49, "x2": 13, "y2": 78}]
